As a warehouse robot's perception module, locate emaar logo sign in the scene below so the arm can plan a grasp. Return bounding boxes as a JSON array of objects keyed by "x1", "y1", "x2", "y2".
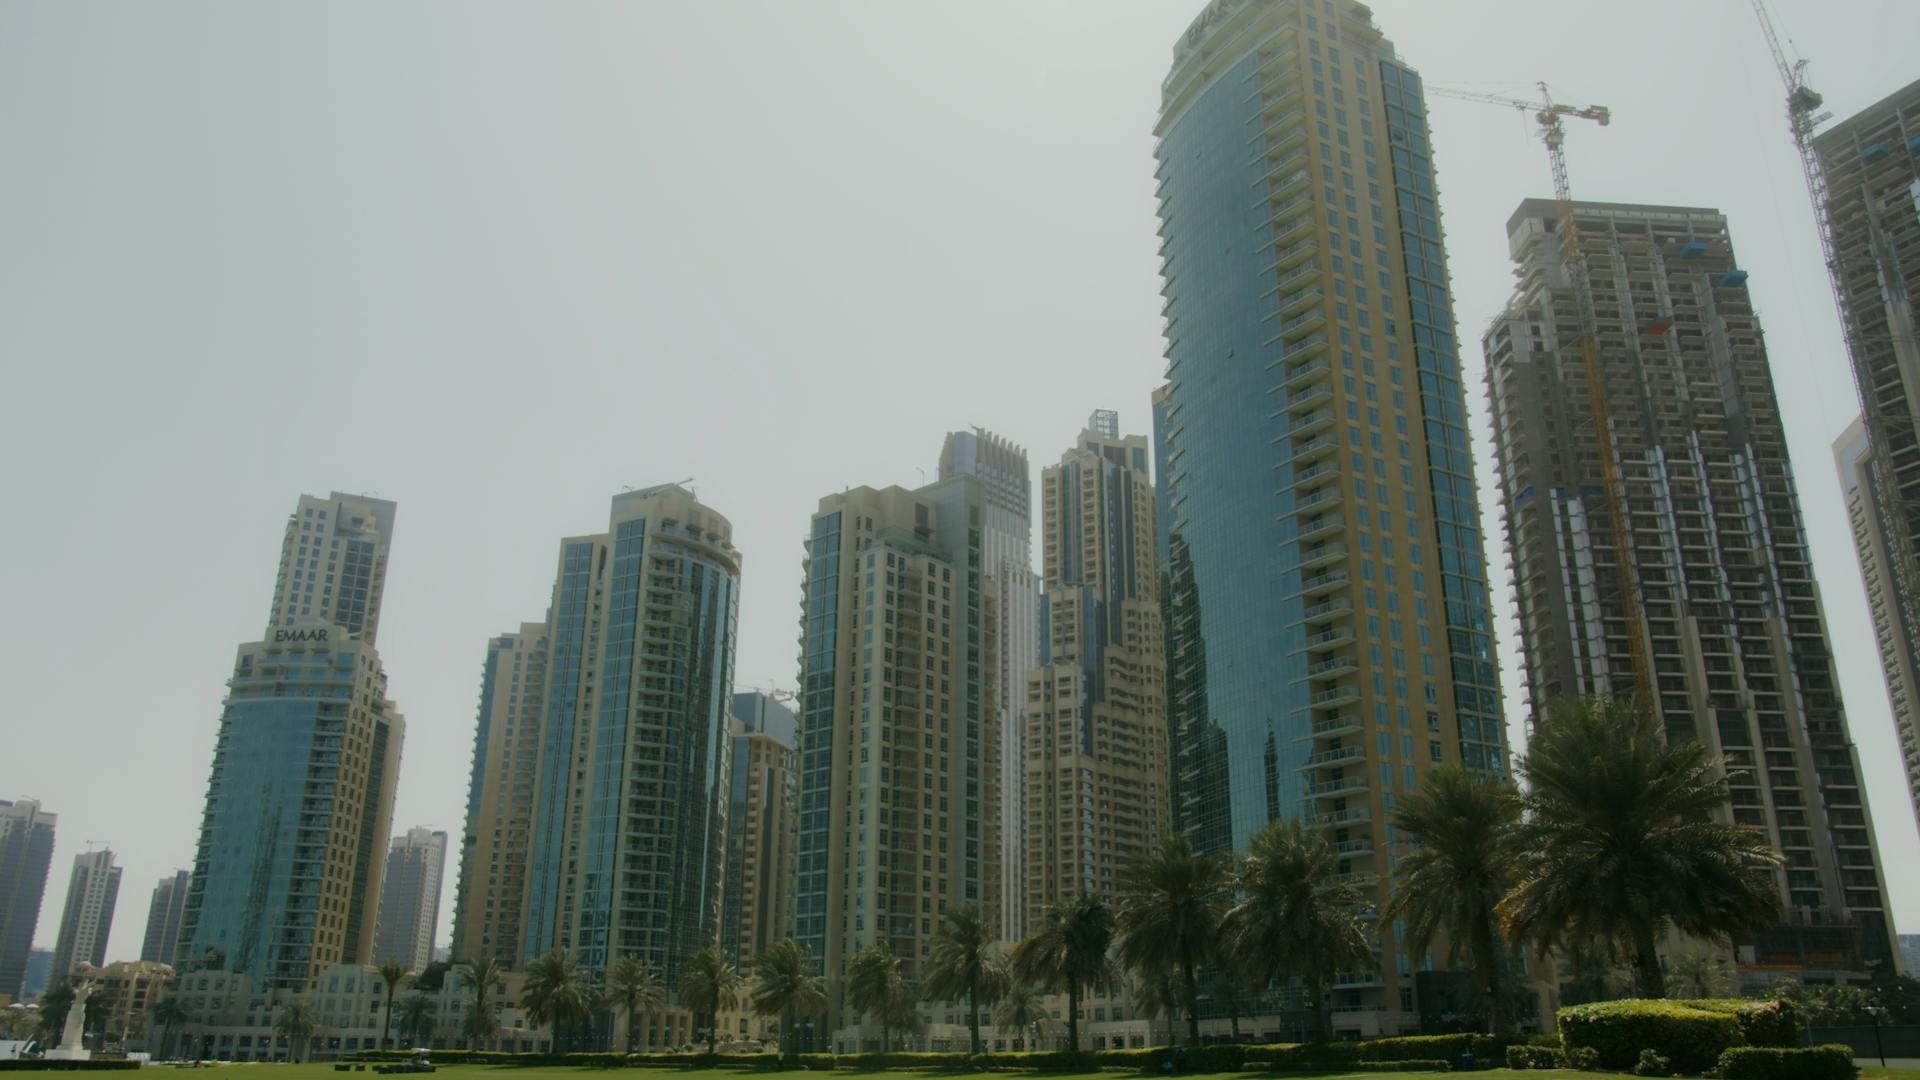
[{"x1": 273, "y1": 627, "x2": 330, "y2": 644}]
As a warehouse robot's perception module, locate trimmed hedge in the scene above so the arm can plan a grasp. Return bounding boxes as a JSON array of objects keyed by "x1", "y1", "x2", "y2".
[
  {"x1": 1713, "y1": 1044, "x2": 1858, "y2": 1080},
  {"x1": 0, "y1": 1064, "x2": 142, "y2": 1072},
  {"x1": 1673, "y1": 998, "x2": 1803, "y2": 1048},
  {"x1": 1505, "y1": 1044, "x2": 1566, "y2": 1070},
  {"x1": 1633, "y1": 1048, "x2": 1672, "y2": 1076},
  {"x1": 1558, "y1": 998, "x2": 1744, "y2": 1074}
]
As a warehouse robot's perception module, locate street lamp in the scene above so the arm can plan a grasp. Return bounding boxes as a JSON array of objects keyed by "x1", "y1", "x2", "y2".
[{"x1": 1867, "y1": 1004, "x2": 1887, "y2": 1068}]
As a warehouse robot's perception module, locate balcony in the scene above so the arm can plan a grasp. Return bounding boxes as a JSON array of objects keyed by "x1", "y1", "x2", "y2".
[
  {"x1": 1297, "y1": 515, "x2": 1345, "y2": 543},
  {"x1": 1308, "y1": 684, "x2": 1361, "y2": 709},
  {"x1": 1303, "y1": 745, "x2": 1366, "y2": 768},
  {"x1": 1278, "y1": 356, "x2": 1331, "y2": 388},
  {"x1": 1332, "y1": 837, "x2": 1377, "y2": 858},
  {"x1": 1306, "y1": 775, "x2": 1369, "y2": 799},
  {"x1": 1277, "y1": 384, "x2": 1332, "y2": 416},
  {"x1": 1280, "y1": 331, "x2": 1329, "y2": 361},
  {"x1": 1296, "y1": 543, "x2": 1348, "y2": 570},
  {"x1": 1303, "y1": 626, "x2": 1357, "y2": 654},
  {"x1": 1332, "y1": 970, "x2": 1385, "y2": 989},
  {"x1": 1293, "y1": 483, "x2": 1342, "y2": 514},
  {"x1": 1299, "y1": 597, "x2": 1354, "y2": 622},
  {"x1": 1292, "y1": 435, "x2": 1339, "y2": 464},
  {"x1": 1289, "y1": 410, "x2": 1336, "y2": 440},
  {"x1": 1318, "y1": 805, "x2": 1373, "y2": 827},
  {"x1": 1304, "y1": 654, "x2": 1359, "y2": 679},
  {"x1": 1297, "y1": 569, "x2": 1350, "y2": 598},
  {"x1": 1304, "y1": 715, "x2": 1362, "y2": 741},
  {"x1": 1265, "y1": 238, "x2": 1320, "y2": 277}
]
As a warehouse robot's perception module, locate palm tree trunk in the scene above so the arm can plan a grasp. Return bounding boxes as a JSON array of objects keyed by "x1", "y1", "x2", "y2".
[
  {"x1": 1310, "y1": 975, "x2": 1330, "y2": 1043},
  {"x1": 1473, "y1": 914, "x2": 1509, "y2": 1035},
  {"x1": 1067, "y1": 977, "x2": 1080, "y2": 1053},
  {"x1": 383, "y1": 993, "x2": 394, "y2": 1051},
  {"x1": 1631, "y1": 923, "x2": 1666, "y2": 999},
  {"x1": 968, "y1": 982, "x2": 981, "y2": 1056},
  {"x1": 1181, "y1": 957, "x2": 1201, "y2": 1047}
]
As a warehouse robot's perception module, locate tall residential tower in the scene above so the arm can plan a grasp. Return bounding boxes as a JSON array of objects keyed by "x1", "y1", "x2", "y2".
[
  {"x1": 373, "y1": 827, "x2": 447, "y2": 972},
  {"x1": 139, "y1": 870, "x2": 191, "y2": 967},
  {"x1": 1483, "y1": 199, "x2": 1897, "y2": 983},
  {"x1": 721, "y1": 691, "x2": 796, "y2": 974},
  {"x1": 518, "y1": 485, "x2": 740, "y2": 993},
  {"x1": 179, "y1": 493, "x2": 406, "y2": 988},
  {"x1": 1024, "y1": 413, "x2": 1168, "y2": 928},
  {"x1": 1814, "y1": 79, "x2": 1920, "y2": 832},
  {"x1": 796, "y1": 473, "x2": 999, "y2": 1035},
  {"x1": 938, "y1": 429, "x2": 1036, "y2": 944},
  {"x1": 1151, "y1": 0, "x2": 1507, "y2": 1032},
  {"x1": 451, "y1": 625, "x2": 548, "y2": 966},
  {"x1": 50, "y1": 849, "x2": 120, "y2": 986},
  {"x1": 0, "y1": 799, "x2": 56, "y2": 1000}
]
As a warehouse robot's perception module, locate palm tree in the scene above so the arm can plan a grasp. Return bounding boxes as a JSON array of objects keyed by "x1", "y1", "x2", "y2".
[
  {"x1": 1011, "y1": 893, "x2": 1114, "y2": 1052},
  {"x1": 149, "y1": 997, "x2": 191, "y2": 1059},
  {"x1": 378, "y1": 960, "x2": 408, "y2": 1051},
  {"x1": 845, "y1": 945, "x2": 909, "y2": 1052},
  {"x1": 993, "y1": 982, "x2": 1053, "y2": 1049},
  {"x1": 750, "y1": 940, "x2": 827, "y2": 1058},
  {"x1": 521, "y1": 950, "x2": 593, "y2": 1052},
  {"x1": 396, "y1": 992, "x2": 435, "y2": 1049},
  {"x1": 1222, "y1": 818, "x2": 1374, "y2": 1042},
  {"x1": 1383, "y1": 764, "x2": 1521, "y2": 1033},
  {"x1": 1500, "y1": 696, "x2": 1784, "y2": 999},
  {"x1": 38, "y1": 985, "x2": 75, "y2": 1045},
  {"x1": 922, "y1": 902, "x2": 1009, "y2": 1056},
  {"x1": 680, "y1": 946, "x2": 743, "y2": 1055},
  {"x1": 1114, "y1": 835, "x2": 1228, "y2": 1047},
  {"x1": 1131, "y1": 968, "x2": 1181, "y2": 1050},
  {"x1": 462, "y1": 957, "x2": 504, "y2": 1051},
  {"x1": 603, "y1": 956, "x2": 665, "y2": 1053},
  {"x1": 1669, "y1": 950, "x2": 1735, "y2": 998},
  {"x1": 273, "y1": 997, "x2": 316, "y2": 1062}
]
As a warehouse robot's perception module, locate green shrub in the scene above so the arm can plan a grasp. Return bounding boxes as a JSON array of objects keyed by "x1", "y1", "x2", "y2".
[
  {"x1": 962, "y1": 1051, "x2": 1100, "y2": 1072},
  {"x1": 1674, "y1": 997, "x2": 1803, "y2": 1047},
  {"x1": 0, "y1": 1063, "x2": 142, "y2": 1072},
  {"x1": 1505, "y1": 1044, "x2": 1566, "y2": 1070},
  {"x1": 1558, "y1": 998, "x2": 1744, "y2": 1073},
  {"x1": 1242, "y1": 1034, "x2": 1511, "y2": 1071},
  {"x1": 1713, "y1": 1044, "x2": 1858, "y2": 1080},
  {"x1": 1566, "y1": 1045, "x2": 1599, "y2": 1070},
  {"x1": 1633, "y1": 1048, "x2": 1672, "y2": 1076}
]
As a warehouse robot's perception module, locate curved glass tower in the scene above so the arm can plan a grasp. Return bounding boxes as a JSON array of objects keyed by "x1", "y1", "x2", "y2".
[{"x1": 1152, "y1": 0, "x2": 1506, "y2": 1034}]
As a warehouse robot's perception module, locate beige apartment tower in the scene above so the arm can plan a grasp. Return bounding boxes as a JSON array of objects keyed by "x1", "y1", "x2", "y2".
[
  {"x1": 1483, "y1": 199, "x2": 1898, "y2": 982},
  {"x1": 1836, "y1": 421, "x2": 1920, "y2": 835},
  {"x1": 794, "y1": 475, "x2": 1000, "y2": 1039},
  {"x1": 721, "y1": 692, "x2": 796, "y2": 977},
  {"x1": 1024, "y1": 412, "x2": 1169, "y2": 930},
  {"x1": 451, "y1": 624, "x2": 548, "y2": 966}
]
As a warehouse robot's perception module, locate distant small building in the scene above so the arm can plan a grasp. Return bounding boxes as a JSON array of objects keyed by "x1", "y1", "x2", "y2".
[
  {"x1": 1901, "y1": 934, "x2": 1920, "y2": 977},
  {"x1": 67, "y1": 960, "x2": 170, "y2": 1053}
]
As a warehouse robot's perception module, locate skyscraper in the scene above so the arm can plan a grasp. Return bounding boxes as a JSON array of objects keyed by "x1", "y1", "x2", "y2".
[
  {"x1": 796, "y1": 473, "x2": 999, "y2": 1034},
  {"x1": 0, "y1": 799, "x2": 57, "y2": 999},
  {"x1": 373, "y1": 828, "x2": 448, "y2": 972},
  {"x1": 938, "y1": 429, "x2": 1036, "y2": 944},
  {"x1": 518, "y1": 484, "x2": 740, "y2": 992},
  {"x1": 139, "y1": 870, "x2": 191, "y2": 966},
  {"x1": 451, "y1": 624, "x2": 548, "y2": 966},
  {"x1": 1023, "y1": 412, "x2": 1168, "y2": 929},
  {"x1": 19, "y1": 948, "x2": 52, "y2": 1001},
  {"x1": 50, "y1": 848, "x2": 120, "y2": 986},
  {"x1": 1814, "y1": 79, "x2": 1920, "y2": 832},
  {"x1": 1836, "y1": 421, "x2": 1920, "y2": 834},
  {"x1": 179, "y1": 493, "x2": 406, "y2": 989},
  {"x1": 721, "y1": 691, "x2": 796, "y2": 973},
  {"x1": 1483, "y1": 198, "x2": 1898, "y2": 983},
  {"x1": 1151, "y1": 0, "x2": 1507, "y2": 1032}
]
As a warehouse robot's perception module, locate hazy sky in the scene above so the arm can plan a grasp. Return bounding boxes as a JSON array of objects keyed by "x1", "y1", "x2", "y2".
[{"x1": 3, "y1": 0, "x2": 1916, "y2": 966}]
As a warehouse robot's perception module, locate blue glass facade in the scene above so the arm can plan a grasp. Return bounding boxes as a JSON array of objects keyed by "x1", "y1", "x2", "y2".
[
  {"x1": 1152, "y1": 0, "x2": 1506, "y2": 865},
  {"x1": 521, "y1": 540, "x2": 599, "y2": 963}
]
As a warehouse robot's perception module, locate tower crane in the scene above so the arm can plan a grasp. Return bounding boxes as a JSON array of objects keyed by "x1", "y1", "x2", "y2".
[
  {"x1": 1428, "y1": 83, "x2": 1658, "y2": 710},
  {"x1": 1749, "y1": 1, "x2": 1920, "y2": 635}
]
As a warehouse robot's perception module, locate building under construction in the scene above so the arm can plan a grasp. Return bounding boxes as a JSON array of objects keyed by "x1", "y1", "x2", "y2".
[
  {"x1": 1816, "y1": 78, "x2": 1920, "y2": 837},
  {"x1": 1483, "y1": 198, "x2": 1899, "y2": 985}
]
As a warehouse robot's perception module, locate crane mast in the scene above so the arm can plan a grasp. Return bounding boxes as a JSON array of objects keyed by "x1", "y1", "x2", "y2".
[{"x1": 1430, "y1": 83, "x2": 1658, "y2": 709}]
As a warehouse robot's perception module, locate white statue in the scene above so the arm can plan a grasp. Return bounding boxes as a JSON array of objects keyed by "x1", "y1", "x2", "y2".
[{"x1": 46, "y1": 983, "x2": 91, "y2": 1060}]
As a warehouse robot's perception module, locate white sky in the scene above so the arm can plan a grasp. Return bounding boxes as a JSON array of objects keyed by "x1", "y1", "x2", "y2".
[{"x1": 2, "y1": 0, "x2": 1916, "y2": 967}]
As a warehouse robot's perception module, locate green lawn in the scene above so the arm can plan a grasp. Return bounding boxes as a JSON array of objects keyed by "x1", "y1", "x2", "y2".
[{"x1": 57, "y1": 1059, "x2": 1898, "y2": 1080}]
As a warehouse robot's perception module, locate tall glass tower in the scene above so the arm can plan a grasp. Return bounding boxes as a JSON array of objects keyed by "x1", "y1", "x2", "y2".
[
  {"x1": 517, "y1": 484, "x2": 740, "y2": 995},
  {"x1": 1152, "y1": 0, "x2": 1506, "y2": 1033}
]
